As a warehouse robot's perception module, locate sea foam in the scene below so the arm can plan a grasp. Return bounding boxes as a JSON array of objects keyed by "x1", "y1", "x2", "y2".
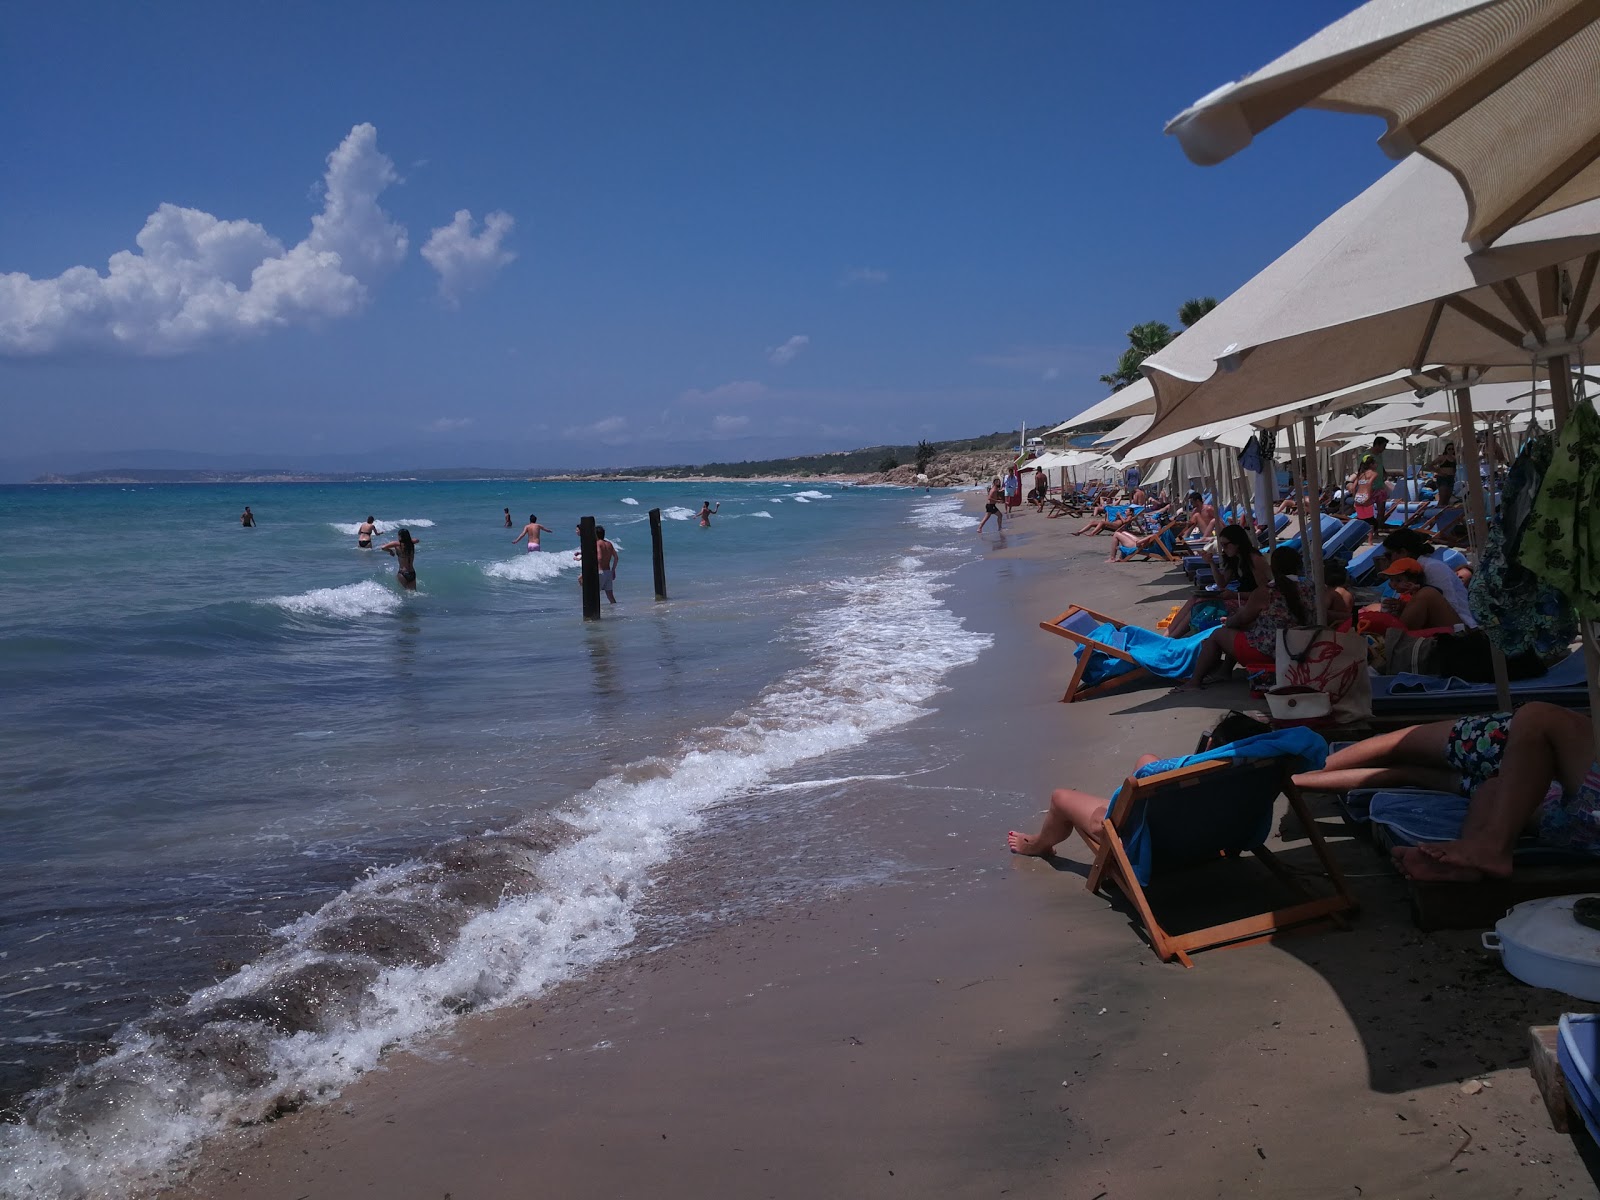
[
  {"x1": 483, "y1": 553, "x2": 580, "y2": 583},
  {"x1": 620, "y1": 498, "x2": 640, "y2": 506},
  {"x1": 660, "y1": 506, "x2": 698, "y2": 521},
  {"x1": 263, "y1": 580, "x2": 402, "y2": 618},
  {"x1": 909, "y1": 496, "x2": 978, "y2": 533},
  {"x1": 0, "y1": 555, "x2": 990, "y2": 1200},
  {"x1": 328, "y1": 518, "x2": 436, "y2": 537},
  {"x1": 792, "y1": 490, "x2": 831, "y2": 500}
]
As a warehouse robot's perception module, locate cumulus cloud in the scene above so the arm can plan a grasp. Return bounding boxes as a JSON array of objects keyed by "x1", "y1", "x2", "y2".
[
  {"x1": 712, "y1": 414, "x2": 750, "y2": 434},
  {"x1": 0, "y1": 123, "x2": 411, "y2": 358},
  {"x1": 423, "y1": 416, "x2": 474, "y2": 432},
  {"x1": 421, "y1": 209, "x2": 516, "y2": 306},
  {"x1": 767, "y1": 334, "x2": 809, "y2": 366},
  {"x1": 841, "y1": 266, "x2": 888, "y2": 286},
  {"x1": 678, "y1": 380, "x2": 768, "y2": 406}
]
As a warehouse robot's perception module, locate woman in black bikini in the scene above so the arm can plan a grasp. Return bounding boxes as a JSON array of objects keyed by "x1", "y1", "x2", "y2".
[
  {"x1": 356, "y1": 516, "x2": 377, "y2": 549},
  {"x1": 380, "y1": 528, "x2": 420, "y2": 590}
]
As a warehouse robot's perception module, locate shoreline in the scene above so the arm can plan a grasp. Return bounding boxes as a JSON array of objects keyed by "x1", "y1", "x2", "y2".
[{"x1": 162, "y1": 504, "x2": 1594, "y2": 1199}]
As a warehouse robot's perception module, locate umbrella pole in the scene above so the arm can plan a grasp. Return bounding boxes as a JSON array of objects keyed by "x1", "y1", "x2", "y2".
[
  {"x1": 1454, "y1": 386, "x2": 1513, "y2": 710},
  {"x1": 1293, "y1": 417, "x2": 1327, "y2": 626}
]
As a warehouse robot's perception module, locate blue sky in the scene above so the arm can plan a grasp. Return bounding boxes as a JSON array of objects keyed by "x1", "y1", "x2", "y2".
[{"x1": 0, "y1": 1, "x2": 1387, "y2": 474}]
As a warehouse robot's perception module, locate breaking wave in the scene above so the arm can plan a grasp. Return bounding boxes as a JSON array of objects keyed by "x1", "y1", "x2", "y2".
[
  {"x1": 482, "y1": 553, "x2": 580, "y2": 583},
  {"x1": 660, "y1": 506, "x2": 698, "y2": 521},
  {"x1": 909, "y1": 496, "x2": 978, "y2": 533},
  {"x1": 620, "y1": 498, "x2": 640, "y2": 506},
  {"x1": 262, "y1": 580, "x2": 403, "y2": 619},
  {"x1": 0, "y1": 556, "x2": 991, "y2": 1199},
  {"x1": 327, "y1": 518, "x2": 436, "y2": 537}
]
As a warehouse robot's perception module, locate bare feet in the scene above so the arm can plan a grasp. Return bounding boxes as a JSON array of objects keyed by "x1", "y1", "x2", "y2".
[
  {"x1": 1418, "y1": 839, "x2": 1514, "y2": 879},
  {"x1": 1170, "y1": 679, "x2": 1204, "y2": 693},
  {"x1": 1007, "y1": 831, "x2": 1054, "y2": 857},
  {"x1": 1391, "y1": 844, "x2": 1484, "y2": 882}
]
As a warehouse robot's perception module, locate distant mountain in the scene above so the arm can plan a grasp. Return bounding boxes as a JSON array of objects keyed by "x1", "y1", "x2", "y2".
[{"x1": 13, "y1": 426, "x2": 1052, "y2": 485}]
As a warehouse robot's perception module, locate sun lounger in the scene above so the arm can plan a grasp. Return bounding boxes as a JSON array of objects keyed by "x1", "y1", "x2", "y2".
[
  {"x1": 1312, "y1": 515, "x2": 1372, "y2": 565},
  {"x1": 1370, "y1": 649, "x2": 1590, "y2": 716},
  {"x1": 1085, "y1": 728, "x2": 1357, "y2": 966},
  {"x1": 1039, "y1": 606, "x2": 1210, "y2": 703},
  {"x1": 1281, "y1": 513, "x2": 1346, "y2": 552},
  {"x1": 1344, "y1": 541, "x2": 1386, "y2": 585}
]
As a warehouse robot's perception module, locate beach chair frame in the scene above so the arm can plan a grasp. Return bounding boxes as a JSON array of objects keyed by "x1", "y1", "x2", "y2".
[
  {"x1": 1039, "y1": 604, "x2": 1149, "y2": 703},
  {"x1": 1115, "y1": 518, "x2": 1188, "y2": 562},
  {"x1": 1085, "y1": 757, "x2": 1358, "y2": 967}
]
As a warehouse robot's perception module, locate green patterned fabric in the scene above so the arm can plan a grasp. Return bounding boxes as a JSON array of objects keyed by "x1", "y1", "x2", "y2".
[{"x1": 1524, "y1": 401, "x2": 1600, "y2": 621}]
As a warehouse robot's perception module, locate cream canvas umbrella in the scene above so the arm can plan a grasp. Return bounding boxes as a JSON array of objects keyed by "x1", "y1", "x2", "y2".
[
  {"x1": 1166, "y1": 0, "x2": 1600, "y2": 247},
  {"x1": 1045, "y1": 377, "x2": 1156, "y2": 434},
  {"x1": 1134, "y1": 156, "x2": 1600, "y2": 452}
]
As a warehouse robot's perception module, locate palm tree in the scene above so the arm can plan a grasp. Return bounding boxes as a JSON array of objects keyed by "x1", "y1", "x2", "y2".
[
  {"x1": 1178, "y1": 296, "x2": 1218, "y2": 328},
  {"x1": 1099, "y1": 320, "x2": 1175, "y2": 390}
]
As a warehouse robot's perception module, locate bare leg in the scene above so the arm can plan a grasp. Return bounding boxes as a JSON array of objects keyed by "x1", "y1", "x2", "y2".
[
  {"x1": 1107, "y1": 531, "x2": 1138, "y2": 562},
  {"x1": 1400, "y1": 704, "x2": 1594, "y2": 881},
  {"x1": 1173, "y1": 627, "x2": 1231, "y2": 691},
  {"x1": 1008, "y1": 755, "x2": 1159, "y2": 856},
  {"x1": 1292, "y1": 720, "x2": 1457, "y2": 791}
]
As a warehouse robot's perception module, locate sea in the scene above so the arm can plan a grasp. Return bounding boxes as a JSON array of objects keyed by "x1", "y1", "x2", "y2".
[{"x1": 0, "y1": 479, "x2": 988, "y2": 1198}]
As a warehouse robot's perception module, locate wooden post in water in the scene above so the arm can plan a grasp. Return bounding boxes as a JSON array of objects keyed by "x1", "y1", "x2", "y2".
[
  {"x1": 649, "y1": 508, "x2": 668, "y2": 601},
  {"x1": 579, "y1": 516, "x2": 601, "y2": 620}
]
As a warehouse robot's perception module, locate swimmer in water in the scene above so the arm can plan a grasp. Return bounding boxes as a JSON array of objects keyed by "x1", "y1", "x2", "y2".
[
  {"x1": 356, "y1": 515, "x2": 377, "y2": 549},
  {"x1": 515, "y1": 513, "x2": 553, "y2": 552},
  {"x1": 379, "y1": 528, "x2": 420, "y2": 590},
  {"x1": 698, "y1": 501, "x2": 719, "y2": 528},
  {"x1": 503, "y1": 507, "x2": 513, "y2": 528},
  {"x1": 241, "y1": 507, "x2": 256, "y2": 527}
]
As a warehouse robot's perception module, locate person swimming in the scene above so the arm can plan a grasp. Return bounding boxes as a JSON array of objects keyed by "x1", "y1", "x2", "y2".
[
  {"x1": 379, "y1": 528, "x2": 420, "y2": 590},
  {"x1": 698, "y1": 501, "x2": 719, "y2": 528},
  {"x1": 515, "y1": 513, "x2": 552, "y2": 551},
  {"x1": 356, "y1": 515, "x2": 377, "y2": 549}
]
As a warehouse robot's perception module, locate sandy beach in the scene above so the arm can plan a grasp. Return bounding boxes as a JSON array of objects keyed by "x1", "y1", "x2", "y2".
[{"x1": 166, "y1": 502, "x2": 1598, "y2": 1200}]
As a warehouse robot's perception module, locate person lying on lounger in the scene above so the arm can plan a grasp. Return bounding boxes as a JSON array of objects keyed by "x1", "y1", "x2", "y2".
[{"x1": 1294, "y1": 704, "x2": 1599, "y2": 881}]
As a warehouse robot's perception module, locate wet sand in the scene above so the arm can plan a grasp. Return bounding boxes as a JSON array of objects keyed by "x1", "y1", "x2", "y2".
[{"x1": 168, "y1": 503, "x2": 1598, "y2": 1200}]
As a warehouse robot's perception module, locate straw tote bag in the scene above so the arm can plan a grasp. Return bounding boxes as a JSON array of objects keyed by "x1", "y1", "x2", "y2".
[{"x1": 1275, "y1": 626, "x2": 1372, "y2": 725}]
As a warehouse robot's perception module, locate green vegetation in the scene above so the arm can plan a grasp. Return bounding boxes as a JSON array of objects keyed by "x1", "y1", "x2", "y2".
[{"x1": 1098, "y1": 296, "x2": 1219, "y2": 391}]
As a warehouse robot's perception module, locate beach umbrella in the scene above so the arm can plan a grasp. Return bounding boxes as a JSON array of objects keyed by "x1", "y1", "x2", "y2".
[
  {"x1": 1046, "y1": 378, "x2": 1157, "y2": 434},
  {"x1": 1166, "y1": 0, "x2": 1600, "y2": 247},
  {"x1": 1093, "y1": 413, "x2": 1155, "y2": 449}
]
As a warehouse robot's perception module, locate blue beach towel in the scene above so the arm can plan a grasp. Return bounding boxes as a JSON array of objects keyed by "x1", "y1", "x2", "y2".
[
  {"x1": 1076, "y1": 624, "x2": 1212, "y2": 687},
  {"x1": 1106, "y1": 728, "x2": 1330, "y2": 886}
]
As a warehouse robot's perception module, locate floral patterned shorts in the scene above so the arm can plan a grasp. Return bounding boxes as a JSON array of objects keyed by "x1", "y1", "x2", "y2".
[{"x1": 1444, "y1": 712, "x2": 1513, "y2": 795}]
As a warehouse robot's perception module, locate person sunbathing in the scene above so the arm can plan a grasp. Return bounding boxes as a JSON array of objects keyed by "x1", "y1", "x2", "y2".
[
  {"x1": 1106, "y1": 510, "x2": 1186, "y2": 562},
  {"x1": 1007, "y1": 755, "x2": 1163, "y2": 856},
  {"x1": 1294, "y1": 705, "x2": 1598, "y2": 881}
]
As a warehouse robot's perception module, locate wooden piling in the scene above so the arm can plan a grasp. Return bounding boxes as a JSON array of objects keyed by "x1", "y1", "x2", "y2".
[
  {"x1": 649, "y1": 508, "x2": 667, "y2": 601},
  {"x1": 579, "y1": 516, "x2": 601, "y2": 620}
]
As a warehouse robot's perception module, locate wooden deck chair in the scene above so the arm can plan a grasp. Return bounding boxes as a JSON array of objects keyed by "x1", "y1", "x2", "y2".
[
  {"x1": 1085, "y1": 756, "x2": 1358, "y2": 967},
  {"x1": 1039, "y1": 604, "x2": 1149, "y2": 703},
  {"x1": 1114, "y1": 519, "x2": 1187, "y2": 562}
]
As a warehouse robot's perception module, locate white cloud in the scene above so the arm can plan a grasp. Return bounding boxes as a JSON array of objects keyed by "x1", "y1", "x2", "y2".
[
  {"x1": 421, "y1": 209, "x2": 516, "y2": 306},
  {"x1": 0, "y1": 123, "x2": 409, "y2": 358},
  {"x1": 423, "y1": 416, "x2": 474, "y2": 432},
  {"x1": 767, "y1": 333, "x2": 809, "y2": 366},
  {"x1": 678, "y1": 380, "x2": 768, "y2": 406},
  {"x1": 841, "y1": 266, "x2": 888, "y2": 286},
  {"x1": 977, "y1": 344, "x2": 1106, "y2": 377},
  {"x1": 564, "y1": 415, "x2": 629, "y2": 441},
  {"x1": 1043, "y1": 366, "x2": 1060, "y2": 381},
  {"x1": 712, "y1": 414, "x2": 750, "y2": 434}
]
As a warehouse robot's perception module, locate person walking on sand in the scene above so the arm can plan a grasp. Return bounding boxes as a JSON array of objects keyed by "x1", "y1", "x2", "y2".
[
  {"x1": 515, "y1": 514, "x2": 552, "y2": 552},
  {"x1": 1003, "y1": 468, "x2": 1021, "y2": 514},
  {"x1": 978, "y1": 478, "x2": 1004, "y2": 533},
  {"x1": 380, "y1": 528, "x2": 420, "y2": 590},
  {"x1": 241, "y1": 506, "x2": 256, "y2": 527},
  {"x1": 1030, "y1": 466, "x2": 1048, "y2": 511},
  {"x1": 698, "y1": 501, "x2": 719, "y2": 528},
  {"x1": 503, "y1": 507, "x2": 513, "y2": 528},
  {"x1": 356, "y1": 515, "x2": 378, "y2": 549}
]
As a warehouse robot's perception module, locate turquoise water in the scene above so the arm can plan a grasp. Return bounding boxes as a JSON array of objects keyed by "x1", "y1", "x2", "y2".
[{"x1": 0, "y1": 479, "x2": 987, "y2": 1196}]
